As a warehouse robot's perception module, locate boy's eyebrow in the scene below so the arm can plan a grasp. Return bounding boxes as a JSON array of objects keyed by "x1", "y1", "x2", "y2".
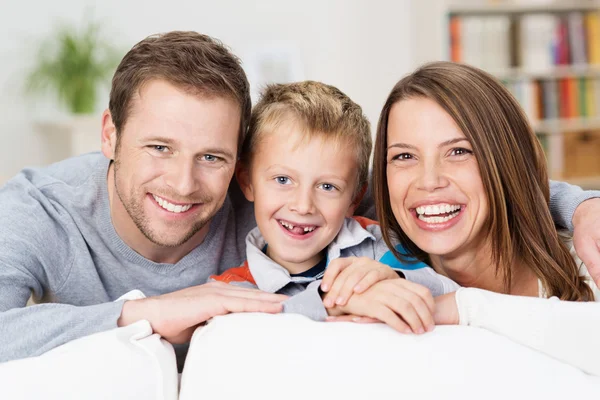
[
  {"x1": 264, "y1": 165, "x2": 348, "y2": 182},
  {"x1": 387, "y1": 138, "x2": 470, "y2": 151}
]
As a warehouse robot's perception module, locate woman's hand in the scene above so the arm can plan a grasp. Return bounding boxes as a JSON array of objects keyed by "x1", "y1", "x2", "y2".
[
  {"x1": 320, "y1": 257, "x2": 399, "y2": 308},
  {"x1": 325, "y1": 279, "x2": 435, "y2": 334},
  {"x1": 433, "y1": 292, "x2": 459, "y2": 325}
]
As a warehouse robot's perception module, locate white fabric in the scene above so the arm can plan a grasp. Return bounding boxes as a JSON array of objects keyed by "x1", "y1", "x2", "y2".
[
  {"x1": 457, "y1": 287, "x2": 600, "y2": 376},
  {"x1": 179, "y1": 313, "x2": 600, "y2": 400},
  {"x1": 0, "y1": 290, "x2": 178, "y2": 400}
]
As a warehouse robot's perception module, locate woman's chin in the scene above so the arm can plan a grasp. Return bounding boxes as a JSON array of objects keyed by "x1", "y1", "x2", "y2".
[{"x1": 412, "y1": 240, "x2": 462, "y2": 258}]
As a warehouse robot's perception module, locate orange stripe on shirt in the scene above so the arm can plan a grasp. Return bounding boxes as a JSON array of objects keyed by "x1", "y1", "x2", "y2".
[
  {"x1": 210, "y1": 261, "x2": 257, "y2": 285},
  {"x1": 352, "y1": 216, "x2": 378, "y2": 230}
]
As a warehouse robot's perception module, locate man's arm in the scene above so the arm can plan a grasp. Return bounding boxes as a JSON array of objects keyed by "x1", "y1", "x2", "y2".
[
  {"x1": 550, "y1": 180, "x2": 600, "y2": 286},
  {"x1": 0, "y1": 259, "x2": 126, "y2": 363},
  {"x1": 549, "y1": 180, "x2": 600, "y2": 231}
]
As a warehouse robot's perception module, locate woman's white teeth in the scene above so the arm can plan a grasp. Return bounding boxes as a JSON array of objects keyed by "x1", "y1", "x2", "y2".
[
  {"x1": 152, "y1": 194, "x2": 193, "y2": 213},
  {"x1": 418, "y1": 212, "x2": 459, "y2": 223},
  {"x1": 416, "y1": 204, "x2": 461, "y2": 216}
]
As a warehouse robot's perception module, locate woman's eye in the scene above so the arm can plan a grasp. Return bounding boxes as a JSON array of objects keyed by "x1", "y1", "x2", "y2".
[
  {"x1": 451, "y1": 148, "x2": 473, "y2": 156},
  {"x1": 275, "y1": 176, "x2": 291, "y2": 185},
  {"x1": 392, "y1": 153, "x2": 413, "y2": 161},
  {"x1": 319, "y1": 183, "x2": 337, "y2": 192}
]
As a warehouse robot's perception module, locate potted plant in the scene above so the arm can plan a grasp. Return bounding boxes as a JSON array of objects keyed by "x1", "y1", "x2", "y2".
[{"x1": 26, "y1": 19, "x2": 120, "y2": 160}]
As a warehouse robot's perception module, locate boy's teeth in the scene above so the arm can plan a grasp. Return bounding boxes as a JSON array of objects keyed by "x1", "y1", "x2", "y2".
[
  {"x1": 279, "y1": 221, "x2": 316, "y2": 233},
  {"x1": 152, "y1": 194, "x2": 193, "y2": 213}
]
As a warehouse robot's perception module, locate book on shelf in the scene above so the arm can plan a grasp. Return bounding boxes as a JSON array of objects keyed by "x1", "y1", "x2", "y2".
[{"x1": 449, "y1": 10, "x2": 600, "y2": 74}]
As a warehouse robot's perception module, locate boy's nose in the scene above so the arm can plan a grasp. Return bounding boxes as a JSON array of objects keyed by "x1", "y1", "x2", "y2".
[{"x1": 289, "y1": 190, "x2": 315, "y2": 215}]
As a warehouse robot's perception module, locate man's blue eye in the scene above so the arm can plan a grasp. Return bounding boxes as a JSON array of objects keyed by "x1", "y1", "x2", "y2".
[
  {"x1": 153, "y1": 145, "x2": 168, "y2": 152},
  {"x1": 204, "y1": 154, "x2": 217, "y2": 162}
]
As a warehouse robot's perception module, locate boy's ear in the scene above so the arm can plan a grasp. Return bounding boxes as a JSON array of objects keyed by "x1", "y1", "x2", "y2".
[
  {"x1": 101, "y1": 109, "x2": 118, "y2": 160},
  {"x1": 346, "y1": 184, "x2": 368, "y2": 217},
  {"x1": 235, "y1": 163, "x2": 255, "y2": 202}
]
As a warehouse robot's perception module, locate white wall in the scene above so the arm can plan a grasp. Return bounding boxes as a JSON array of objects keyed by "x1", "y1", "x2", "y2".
[{"x1": 0, "y1": 0, "x2": 419, "y2": 181}]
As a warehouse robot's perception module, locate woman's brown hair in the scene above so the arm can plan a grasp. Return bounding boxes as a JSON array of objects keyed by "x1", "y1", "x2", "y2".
[{"x1": 373, "y1": 61, "x2": 593, "y2": 301}]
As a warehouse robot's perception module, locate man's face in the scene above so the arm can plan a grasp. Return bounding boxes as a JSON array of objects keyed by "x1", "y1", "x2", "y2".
[{"x1": 105, "y1": 79, "x2": 240, "y2": 251}]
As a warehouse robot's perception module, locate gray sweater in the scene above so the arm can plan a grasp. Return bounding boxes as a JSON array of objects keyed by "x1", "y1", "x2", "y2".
[{"x1": 0, "y1": 152, "x2": 596, "y2": 363}]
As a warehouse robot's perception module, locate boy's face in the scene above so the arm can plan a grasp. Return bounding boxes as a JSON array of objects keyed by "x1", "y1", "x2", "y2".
[{"x1": 239, "y1": 123, "x2": 361, "y2": 274}]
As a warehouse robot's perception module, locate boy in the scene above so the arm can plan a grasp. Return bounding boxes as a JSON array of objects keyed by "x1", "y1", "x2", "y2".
[{"x1": 211, "y1": 81, "x2": 459, "y2": 333}]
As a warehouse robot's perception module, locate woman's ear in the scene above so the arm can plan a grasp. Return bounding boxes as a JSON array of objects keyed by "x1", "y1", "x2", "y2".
[
  {"x1": 235, "y1": 163, "x2": 254, "y2": 202},
  {"x1": 101, "y1": 109, "x2": 117, "y2": 160},
  {"x1": 346, "y1": 184, "x2": 368, "y2": 217}
]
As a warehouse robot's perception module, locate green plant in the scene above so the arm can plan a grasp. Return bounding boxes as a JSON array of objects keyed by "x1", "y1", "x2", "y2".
[{"x1": 26, "y1": 20, "x2": 120, "y2": 114}]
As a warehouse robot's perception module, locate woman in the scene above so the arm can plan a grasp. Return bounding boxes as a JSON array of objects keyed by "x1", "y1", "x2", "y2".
[{"x1": 370, "y1": 61, "x2": 600, "y2": 375}]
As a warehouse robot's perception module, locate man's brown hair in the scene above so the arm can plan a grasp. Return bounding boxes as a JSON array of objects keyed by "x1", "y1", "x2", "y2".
[
  {"x1": 109, "y1": 31, "x2": 251, "y2": 153},
  {"x1": 373, "y1": 61, "x2": 593, "y2": 301},
  {"x1": 242, "y1": 81, "x2": 372, "y2": 192}
]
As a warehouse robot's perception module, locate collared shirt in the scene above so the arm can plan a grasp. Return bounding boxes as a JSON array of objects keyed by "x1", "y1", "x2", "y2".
[{"x1": 211, "y1": 217, "x2": 460, "y2": 321}]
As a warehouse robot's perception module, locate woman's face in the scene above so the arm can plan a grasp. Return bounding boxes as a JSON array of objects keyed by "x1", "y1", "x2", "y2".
[{"x1": 385, "y1": 97, "x2": 488, "y2": 258}]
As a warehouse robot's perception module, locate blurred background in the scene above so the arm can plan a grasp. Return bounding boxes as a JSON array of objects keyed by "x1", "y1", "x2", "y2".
[{"x1": 1, "y1": 0, "x2": 599, "y2": 188}]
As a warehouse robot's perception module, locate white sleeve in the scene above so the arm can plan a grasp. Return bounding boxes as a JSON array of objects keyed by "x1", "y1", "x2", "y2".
[{"x1": 456, "y1": 287, "x2": 600, "y2": 376}]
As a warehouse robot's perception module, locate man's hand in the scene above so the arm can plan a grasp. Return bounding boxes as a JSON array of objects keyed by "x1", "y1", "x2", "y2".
[
  {"x1": 320, "y1": 257, "x2": 399, "y2": 308},
  {"x1": 117, "y1": 281, "x2": 287, "y2": 343},
  {"x1": 325, "y1": 279, "x2": 435, "y2": 334},
  {"x1": 572, "y1": 198, "x2": 600, "y2": 286}
]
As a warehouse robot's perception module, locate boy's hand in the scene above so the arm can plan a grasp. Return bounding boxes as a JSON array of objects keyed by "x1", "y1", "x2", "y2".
[
  {"x1": 321, "y1": 257, "x2": 399, "y2": 308},
  {"x1": 325, "y1": 279, "x2": 435, "y2": 334}
]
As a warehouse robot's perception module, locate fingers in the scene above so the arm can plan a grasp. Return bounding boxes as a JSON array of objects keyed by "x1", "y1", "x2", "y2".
[
  {"x1": 574, "y1": 237, "x2": 600, "y2": 287},
  {"x1": 391, "y1": 288, "x2": 435, "y2": 333},
  {"x1": 320, "y1": 258, "x2": 353, "y2": 293},
  {"x1": 326, "y1": 315, "x2": 379, "y2": 324},
  {"x1": 368, "y1": 304, "x2": 411, "y2": 333},
  {"x1": 354, "y1": 269, "x2": 386, "y2": 294},
  {"x1": 323, "y1": 266, "x2": 362, "y2": 307},
  {"x1": 221, "y1": 296, "x2": 284, "y2": 315},
  {"x1": 206, "y1": 281, "x2": 288, "y2": 302}
]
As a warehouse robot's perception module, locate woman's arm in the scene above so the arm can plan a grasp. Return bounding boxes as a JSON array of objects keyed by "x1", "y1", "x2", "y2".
[{"x1": 435, "y1": 288, "x2": 600, "y2": 376}]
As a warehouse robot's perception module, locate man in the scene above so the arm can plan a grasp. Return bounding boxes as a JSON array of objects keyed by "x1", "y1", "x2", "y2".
[{"x1": 1, "y1": 31, "x2": 600, "y2": 366}]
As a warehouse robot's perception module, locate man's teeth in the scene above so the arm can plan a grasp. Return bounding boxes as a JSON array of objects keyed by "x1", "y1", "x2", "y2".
[
  {"x1": 279, "y1": 221, "x2": 316, "y2": 232},
  {"x1": 415, "y1": 204, "x2": 461, "y2": 224},
  {"x1": 152, "y1": 194, "x2": 193, "y2": 213}
]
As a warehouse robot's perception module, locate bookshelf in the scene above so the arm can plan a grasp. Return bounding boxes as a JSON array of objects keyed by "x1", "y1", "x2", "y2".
[{"x1": 447, "y1": 0, "x2": 600, "y2": 189}]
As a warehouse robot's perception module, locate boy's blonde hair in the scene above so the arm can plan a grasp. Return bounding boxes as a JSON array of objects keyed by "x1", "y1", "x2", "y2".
[{"x1": 242, "y1": 81, "x2": 372, "y2": 191}]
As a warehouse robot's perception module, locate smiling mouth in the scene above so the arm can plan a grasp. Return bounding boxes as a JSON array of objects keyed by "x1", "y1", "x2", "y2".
[
  {"x1": 415, "y1": 204, "x2": 462, "y2": 223},
  {"x1": 278, "y1": 220, "x2": 318, "y2": 235},
  {"x1": 152, "y1": 194, "x2": 196, "y2": 214}
]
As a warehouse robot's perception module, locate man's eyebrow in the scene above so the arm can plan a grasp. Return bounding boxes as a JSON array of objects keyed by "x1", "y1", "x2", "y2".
[
  {"x1": 142, "y1": 137, "x2": 235, "y2": 160},
  {"x1": 387, "y1": 138, "x2": 470, "y2": 151}
]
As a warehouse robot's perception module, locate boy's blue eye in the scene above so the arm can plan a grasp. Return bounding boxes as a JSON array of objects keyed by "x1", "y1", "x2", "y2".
[
  {"x1": 320, "y1": 183, "x2": 336, "y2": 192},
  {"x1": 275, "y1": 176, "x2": 291, "y2": 185}
]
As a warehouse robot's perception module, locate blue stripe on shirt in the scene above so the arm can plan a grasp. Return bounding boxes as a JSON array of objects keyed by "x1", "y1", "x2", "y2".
[{"x1": 379, "y1": 245, "x2": 429, "y2": 270}]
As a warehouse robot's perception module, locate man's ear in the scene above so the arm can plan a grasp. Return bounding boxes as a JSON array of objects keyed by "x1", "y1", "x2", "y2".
[
  {"x1": 235, "y1": 163, "x2": 254, "y2": 202},
  {"x1": 101, "y1": 109, "x2": 118, "y2": 160},
  {"x1": 346, "y1": 184, "x2": 368, "y2": 218}
]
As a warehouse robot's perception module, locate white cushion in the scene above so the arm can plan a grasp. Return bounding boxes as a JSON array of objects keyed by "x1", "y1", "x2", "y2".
[
  {"x1": 180, "y1": 313, "x2": 600, "y2": 400},
  {"x1": 0, "y1": 320, "x2": 178, "y2": 400}
]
